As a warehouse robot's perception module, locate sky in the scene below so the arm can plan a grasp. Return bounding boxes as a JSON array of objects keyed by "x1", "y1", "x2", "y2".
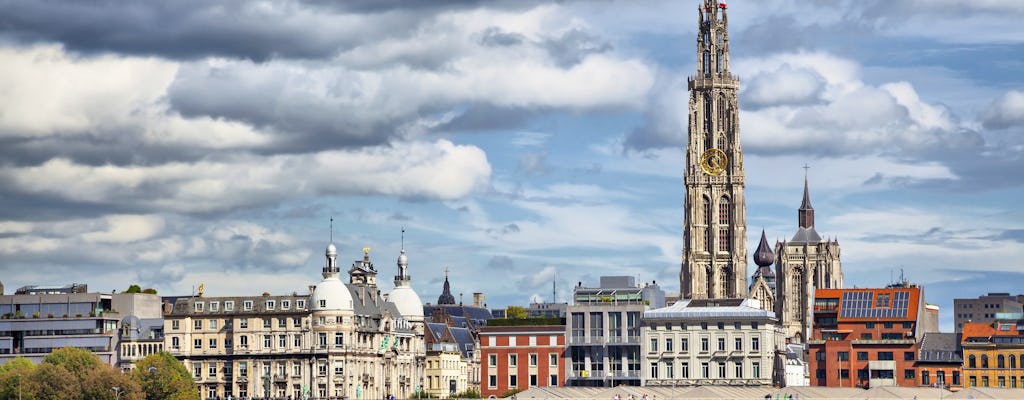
[{"x1": 0, "y1": 0, "x2": 1022, "y2": 332}]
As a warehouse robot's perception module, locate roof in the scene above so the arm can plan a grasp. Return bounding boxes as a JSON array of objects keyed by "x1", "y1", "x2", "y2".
[
  {"x1": 962, "y1": 320, "x2": 1024, "y2": 344},
  {"x1": 790, "y1": 226, "x2": 822, "y2": 243},
  {"x1": 918, "y1": 332, "x2": 963, "y2": 363},
  {"x1": 815, "y1": 287, "x2": 922, "y2": 322},
  {"x1": 644, "y1": 298, "x2": 776, "y2": 320}
]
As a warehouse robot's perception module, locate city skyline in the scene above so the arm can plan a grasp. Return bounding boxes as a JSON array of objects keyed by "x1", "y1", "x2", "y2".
[{"x1": 0, "y1": 1, "x2": 1022, "y2": 332}]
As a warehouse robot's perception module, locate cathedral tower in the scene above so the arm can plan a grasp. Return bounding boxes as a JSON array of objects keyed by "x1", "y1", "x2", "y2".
[
  {"x1": 680, "y1": 0, "x2": 748, "y2": 299},
  {"x1": 775, "y1": 174, "x2": 843, "y2": 342}
]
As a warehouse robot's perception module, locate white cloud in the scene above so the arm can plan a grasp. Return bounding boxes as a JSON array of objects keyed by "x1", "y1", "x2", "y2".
[
  {"x1": 982, "y1": 90, "x2": 1024, "y2": 129},
  {"x1": 2, "y1": 139, "x2": 491, "y2": 213},
  {"x1": 81, "y1": 214, "x2": 165, "y2": 244}
]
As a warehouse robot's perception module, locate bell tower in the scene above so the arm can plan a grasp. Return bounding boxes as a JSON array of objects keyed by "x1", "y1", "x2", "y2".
[{"x1": 680, "y1": 0, "x2": 748, "y2": 299}]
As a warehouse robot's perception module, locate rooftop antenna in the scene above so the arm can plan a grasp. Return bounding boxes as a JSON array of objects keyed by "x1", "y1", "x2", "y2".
[{"x1": 401, "y1": 226, "x2": 405, "y2": 250}]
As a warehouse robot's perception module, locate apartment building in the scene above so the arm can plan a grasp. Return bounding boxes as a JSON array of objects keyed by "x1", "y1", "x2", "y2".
[
  {"x1": 953, "y1": 293, "x2": 1024, "y2": 332},
  {"x1": 962, "y1": 320, "x2": 1024, "y2": 388},
  {"x1": 479, "y1": 323, "x2": 565, "y2": 397},
  {"x1": 808, "y1": 285, "x2": 927, "y2": 388},
  {"x1": 641, "y1": 298, "x2": 783, "y2": 387}
]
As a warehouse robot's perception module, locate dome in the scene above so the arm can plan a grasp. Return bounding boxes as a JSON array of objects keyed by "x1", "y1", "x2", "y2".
[
  {"x1": 397, "y1": 250, "x2": 408, "y2": 267},
  {"x1": 388, "y1": 285, "x2": 424, "y2": 319},
  {"x1": 753, "y1": 229, "x2": 775, "y2": 267},
  {"x1": 311, "y1": 275, "x2": 353, "y2": 312},
  {"x1": 326, "y1": 243, "x2": 337, "y2": 256}
]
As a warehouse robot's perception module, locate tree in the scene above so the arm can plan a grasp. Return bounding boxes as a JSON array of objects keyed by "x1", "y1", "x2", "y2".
[
  {"x1": 82, "y1": 366, "x2": 143, "y2": 400},
  {"x1": 125, "y1": 285, "x2": 143, "y2": 294},
  {"x1": 141, "y1": 288, "x2": 158, "y2": 294},
  {"x1": 131, "y1": 352, "x2": 200, "y2": 400},
  {"x1": 0, "y1": 357, "x2": 36, "y2": 400},
  {"x1": 28, "y1": 363, "x2": 77, "y2": 400},
  {"x1": 505, "y1": 306, "x2": 528, "y2": 319},
  {"x1": 42, "y1": 347, "x2": 100, "y2": 380}
]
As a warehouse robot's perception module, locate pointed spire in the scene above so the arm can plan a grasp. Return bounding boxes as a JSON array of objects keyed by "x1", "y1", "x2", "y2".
[
  {"x1": 798, "y1": 165, "x2": 815, "y2": 229},
  {"x1": 437, "y1": 268, "x2": 456, "y2": 305},
  {"x1": 396, "y1": 228, "x2": 409, "y2": 284}
]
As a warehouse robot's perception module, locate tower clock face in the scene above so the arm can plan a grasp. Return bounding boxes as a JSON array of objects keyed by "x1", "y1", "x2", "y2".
[{"x1": 700, "y1": 148, "x2": 728, "y2": 176}]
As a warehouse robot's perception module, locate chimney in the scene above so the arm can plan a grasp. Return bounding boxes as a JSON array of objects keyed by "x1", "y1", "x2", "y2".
[{"x1": 473, "y1": 292, "x2": 485, "y2": 308}]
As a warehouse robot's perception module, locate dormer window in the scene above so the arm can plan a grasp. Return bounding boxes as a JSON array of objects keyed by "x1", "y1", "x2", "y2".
[
  {"x1": 195, "y1": 302, "x2": 204, "y2": 312},
  {"x1": 282, "y1": 300, "x2": 290, "y2": 310},
  {"x1": 243, "y1": 301, "x2": 253, "y2": 311},
  {"x1": 297, "y1": 300, "x2": 306, "y2": 309},
  {"x1": 266, "y1": 300, "x2": 276, "y2": 310},
  {"x1": 210, "y1": 302, "x2": 219, "y2": 312}
]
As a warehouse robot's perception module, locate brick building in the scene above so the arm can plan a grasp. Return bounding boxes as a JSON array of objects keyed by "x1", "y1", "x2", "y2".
[
  {"x1": 479, "y1": 323, "x2": 565, "y2": 397},
  {"x1": 962, "y1": 320, "x2": 1024, "y2": 388},
  {"x1": 808, "y1": 285, "x2": 928, "y2": 388}
]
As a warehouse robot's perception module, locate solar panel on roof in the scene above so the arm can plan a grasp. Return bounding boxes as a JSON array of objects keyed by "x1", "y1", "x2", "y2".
[{"x1": 840, "y1": 291, "x2": 910, "y2": 319}]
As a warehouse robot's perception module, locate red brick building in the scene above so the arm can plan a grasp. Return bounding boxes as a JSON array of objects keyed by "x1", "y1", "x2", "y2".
[
  {"x1": 478, "y1": 324, "x2": 565, "y2": 397},
  {"x1": 808, "y1": 285, "x2": 927, "y2": 388}
]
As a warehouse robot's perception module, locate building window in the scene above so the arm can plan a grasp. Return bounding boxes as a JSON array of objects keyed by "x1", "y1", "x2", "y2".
[
  {"x1": 701, "y1": 363, "x2": 709, "y2": 378},
  {"x1": 243, "y1": 300, "x2": 253, "y2": 310},
  {"x1": 263, "y1": 335, "x2": 271, "y2": 348},
  {"x1": 171, "y1": 337, "x2": 180, "y2": 349},
  {"x1": 529, "y1": 354, "x2": 538, "y2": 366},
  {"x1": 816, "y1": 369, "x2": 825, "y2": 379},
  {"x1": 509, "y1": 375, "x2": 517, "y2": 387},
  {"x1": 319, "y1": 299, "x2": 326, "y2": 308},
  {"x1": 281, "y1": 300, "x2": 290, "y2": 310},
  {"x1": 239, "y1": 318, "x2": 248, "y2": 329},
  {"x1": 857, "y1": 352, "x2": 868, "y2": 361},
  {"x1": 171, "y1": 320, "x2": 179, "y2": 330},
  {"x1": 650, "y1": 338, "x2": 658, "y2": 352},
  {"x1": 751, "y1": 337, "x2": 759, "y2": 351},
  {"x1": 209, "y1": 363, "x2": 217, "y2": 377},
  {"x1": 717, "y1": 337, "x2": 725, "y2": 351},
  {"x1": 209, "y1": 319, "x2": 217, "y2": 330},
  {"x1": 318, "y1": 362, "x2": 327, "y2": 376},
  {"x1": 279, "y1": 335, "x2": 286, "y2": 348},
  {"x1": 195, "y1": 302, "x2": 204, "y2": 312},
  {"x1": 209, "y1": 338, "x2": 217, "y2": 349},
  {"x1": 717, "y1": 362, "x2": 726, "y2": 378},
  {"x1": 923, "y1": 371, "x2": 930, "y2": 385},
  {"x1": 489, "y1": 375, "x2": 497, "y2": 388},
  {"x1": 193, "y1": 339, "x2": 201, "y2": 349},
  {"x1": 717, "y1": 322, "x2": 725, "y2": 330},
  {"x1": 953, "y1": 371, "x2": 961, "y2": 386},
  {"x1": 734, "y1": 338, "x2": 742, "y2": 351},
  {"x1": 681, "y1": 362, "x2": 689, "y2": 378},
  {"x1": 701, "y1": 337, "x2": 709, "y2": 352},
  {"x1": 905, "y1": 369, "x2": 915, "y2": 379},
  {"x1": 982, "y1": 376, "x2": 989, "y2": 387},
  {"x1": 549, "y1": 354, "x2": 558, "y2": 366},
  {"x1": 970, "y1": 376, "x2": 977, "y2": 387},
  {"x1": 263, "y1": 318, "x2": 271, "y2": 328},
  {"x1": 296, "y1": 299, "x2": 305, "y2": 309},
  {"x1": 752, "y1": 322, "x2": 758, "y2": 329},
  {"x1": 266, "y1": 300, "x2": 275, "y2": 310},
  {"x1": 650, "y1": 363, "x2": 659, "y2": 379},
  {"x1": 239, "y1": 362, "x2": 248, "y2": 377},
  {"x1": 333, "y1": 361, "x2": 343, "y2": 375},
  {"x1": 319, "y1": 333, "x2": 327, "y2": 348},
  {"x1": 837, "y1": 352, "x2": 849, "y2": 361},
  {"x1": 681, "y1": 338, "x2": 688, "y2": 352},
  {"x1": 884, "y1": 322, "x2": 893, "y2": 329},
  {"x1": 666, "y1": 338, "x2": 673, "y2": 352},
  {"x1": 549, "y1": 374, "x2": 558, "y2": 386},
  {"x1": 904, "y1": 352, "x2": 914, "y2": 361},
  {"x1": 969, "y1": 355, "x2": 977, "y2": 368},
  {"x1": 815, "y1": 351, "x2": 825, "y2": 361},
  {"x1": 489, "y1": 354, "x2": 497, "y2": 366},
  {"x1": 734, "y1": 361, "x2": 742, "y2": 378},
  {"x1": 194, "y1": 363, "x2": 202, "y2": 378},
  {"x1": 878, "y1": 352, "x2": 894, "y2": 361},
  {"x1": 982, "y1": 355, "x2": 989, "y2": 368},
  {"x1": 194, "y1": 320, "x2": 202, "y2": 330},
  {"x1": 999, "y1": 355, "x2": 1006, "y2": 368},
  {"x1": 665, "y1": 361, "x2": 674, "y2": 378},
  {"x1": 239, "y1": 335, "x2": 248, "y2": 348},
  {"x1": 529, "y1": 374, "x2": 537, "y2": 387},
  {"x1": 278, "y1": 318, "x2": 286, "y2": 328}
]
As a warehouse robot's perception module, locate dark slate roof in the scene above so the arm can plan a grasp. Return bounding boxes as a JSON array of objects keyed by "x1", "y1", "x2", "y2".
[
  {"x1": 450, "y1": 326, "x2": 476, "y2": 358},
  {"x1": 918, "y1": 332, "x2": 963, "y2": 363},
  {"x1": 427, "y1": 323, "x2": 448, "y2": 340},
  {"x1": 790, "y1": 227, "x2": 822, "y2": 243},
  {"x1": 424, "y1": 304, "x2": 493, "y2": 327},
  {"x1": 168, "y1": 295, "x2": 310, "y2": 316}
]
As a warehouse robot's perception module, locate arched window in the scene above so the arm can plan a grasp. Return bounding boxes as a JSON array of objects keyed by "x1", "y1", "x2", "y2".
[
  {"x1": 704, "y1": 96, "x2": 714, "y2": 149},
  {"x1": 706, "y1": 266, "x2": 713, "y2": 296},
  {"x1": 703, "y1": 196, "x2": 713, "y2": 253},
  {"x1": 717, "y1": 31, "x2": 723, "y2": 45},
  {"x1": 703, "y1": 51, "x2": 711, "y2": 76},
  {"x1": 719, "y1": 266, "x2": 731, "y2": 296},
  {"x1": 969, "y1": 355, "x2": 976, "y2": 368},
  {"x1": 718, "y1": 196, "x2": 731, "y2": 252},
  {"x1": 999, "y1": 355, "x2": 1006, "y2": 368},
  {"x1": 982, "y1": 355, "x2": 989, "y2": 369},
  {"x1": 1011, "y1": 355, "x2": 1017, "y2": 369},
  {"x1": 716, "y1": 50, "x2": 723, "y2": 73}
]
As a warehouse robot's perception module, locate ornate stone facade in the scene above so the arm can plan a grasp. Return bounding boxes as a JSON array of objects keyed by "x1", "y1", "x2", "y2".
[
  {"x1": 774, "y1": 177, "x2": 843, "y2": 342},
  {"x1": 680, "y1": 0, "x2": 748, "y2": 299}
]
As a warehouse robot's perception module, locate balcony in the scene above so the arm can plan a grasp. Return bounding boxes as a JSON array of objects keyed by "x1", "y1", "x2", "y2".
[
  {"x1": 868, "y1": 360, "x2": 895, "y2": 371},
  {"x1": 607, "y1": 336, "x2": 640, "y2": 345},
  {"x1": 273, "y1": 374, "x2": 288, "y2": 382}
]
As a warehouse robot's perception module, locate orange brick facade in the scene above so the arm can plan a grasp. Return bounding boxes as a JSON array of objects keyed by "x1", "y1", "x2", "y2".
[
  {"x1": 808, "y1": 287, "x2": 924, "y2": 388},
  {"x1": 479, "y1": 325, "x2": 565, "y2": 397}
]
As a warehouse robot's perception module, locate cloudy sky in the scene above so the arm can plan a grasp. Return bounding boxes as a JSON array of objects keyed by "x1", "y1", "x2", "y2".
[{"x1": 0, "y1": 0, "x2": 1022, "y2": 331}]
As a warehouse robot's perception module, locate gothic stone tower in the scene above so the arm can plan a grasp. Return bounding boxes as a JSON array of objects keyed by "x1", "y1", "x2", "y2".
[
  {"x1": 774, "y1": 175, "x2": 843, "y2": 342},
  {"x1": 680, "y1": 0, "x2": 748, "y2": 299}
]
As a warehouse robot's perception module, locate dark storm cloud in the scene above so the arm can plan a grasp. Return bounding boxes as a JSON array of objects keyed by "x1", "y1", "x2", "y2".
[{"x1": 543, "y1": 28, "x2": 613, "y2": 67}]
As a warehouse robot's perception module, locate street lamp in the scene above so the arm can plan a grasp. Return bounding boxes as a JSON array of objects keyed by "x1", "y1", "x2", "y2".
[{"x1": 111, "y1": 386, "x2": 123, "y2": 400}]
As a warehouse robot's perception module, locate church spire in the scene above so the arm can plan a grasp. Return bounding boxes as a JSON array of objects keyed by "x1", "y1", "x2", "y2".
[
  {"x1": 799, "y1": 167, "x2": 815, "y2": 229},
  {"x1": 437, "y1": 267, "x2": 456, "y2": 305}
]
